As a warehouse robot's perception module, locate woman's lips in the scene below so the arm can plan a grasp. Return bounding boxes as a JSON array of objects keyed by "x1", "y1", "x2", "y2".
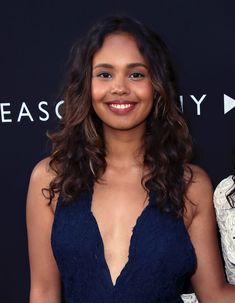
[{"x1": 106, "y1": 101, "x2": 137, "y2": 114}]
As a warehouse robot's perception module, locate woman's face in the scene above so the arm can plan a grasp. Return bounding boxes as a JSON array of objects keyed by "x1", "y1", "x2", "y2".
[{"x1": 91, "y1": 32, "x2": 154, "y2": 132}]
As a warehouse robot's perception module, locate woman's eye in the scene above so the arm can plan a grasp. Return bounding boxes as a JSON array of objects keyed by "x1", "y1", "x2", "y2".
[
  {"x1": 130, "y1": 72, "x2": 145, "y2": 79},
  {"x1": 97, "y1": 72, "x2": 112, "y2": 78}
]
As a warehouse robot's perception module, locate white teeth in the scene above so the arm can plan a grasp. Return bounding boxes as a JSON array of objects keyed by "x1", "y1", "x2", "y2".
[{"x1": 110, "y1": 104, "x2": 132, "y2": 109}]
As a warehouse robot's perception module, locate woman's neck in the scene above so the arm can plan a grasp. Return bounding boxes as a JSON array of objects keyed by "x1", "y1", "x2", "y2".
[{"x1": 104, "y1": 126, "x2": 145, "y2": 169}]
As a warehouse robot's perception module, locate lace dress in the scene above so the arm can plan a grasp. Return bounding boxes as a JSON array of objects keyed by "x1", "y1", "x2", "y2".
[
  {"x1": 51, "y1": 190, "x2": 196, "y2": 303},
  {"x1": 214, "y1": 175, "x2": 235, "y2": 284}
]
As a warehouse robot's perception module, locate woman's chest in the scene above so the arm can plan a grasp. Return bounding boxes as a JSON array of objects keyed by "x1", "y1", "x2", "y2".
[{"x1": 52, "y1": 191, "x2": 196, "y2": 283}]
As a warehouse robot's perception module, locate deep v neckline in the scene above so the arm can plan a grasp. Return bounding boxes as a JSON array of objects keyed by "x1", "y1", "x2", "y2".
[{"x1": 87, "y1": 190, "x2": 153, "y2": 289}]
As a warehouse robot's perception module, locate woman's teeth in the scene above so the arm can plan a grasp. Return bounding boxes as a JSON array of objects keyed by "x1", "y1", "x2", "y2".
[{"x1": 110, "y1": 104, "x2": 132, "y2": 109}]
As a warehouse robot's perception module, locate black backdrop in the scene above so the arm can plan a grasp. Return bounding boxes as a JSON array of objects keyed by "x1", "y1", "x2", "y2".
[{"x1": 1, "y1": 1, "x2": 235, "y2": 302}]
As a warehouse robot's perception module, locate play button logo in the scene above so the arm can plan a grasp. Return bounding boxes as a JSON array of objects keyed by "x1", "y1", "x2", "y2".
[{"x1": 224, "y1": 94, "x2": 235, "y2": 114}]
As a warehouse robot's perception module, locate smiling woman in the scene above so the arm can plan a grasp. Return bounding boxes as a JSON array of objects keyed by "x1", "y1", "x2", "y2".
[
  {"x1": 91, "y1": 33, "x2": 154, "y2": 131},
  {"x1": 26, "y1": 15, "x2": 235, "y2": 303}
]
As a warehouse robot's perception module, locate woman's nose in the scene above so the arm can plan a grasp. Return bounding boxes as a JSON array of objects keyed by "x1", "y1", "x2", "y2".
[{"x1": 110, "y1": 76, "x2": 130, "y2": 95}]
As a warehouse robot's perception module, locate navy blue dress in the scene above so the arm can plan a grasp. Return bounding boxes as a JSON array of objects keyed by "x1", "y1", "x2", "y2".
[{"x1": 51, "y1": 190, "x2": 196, "y2": 303}]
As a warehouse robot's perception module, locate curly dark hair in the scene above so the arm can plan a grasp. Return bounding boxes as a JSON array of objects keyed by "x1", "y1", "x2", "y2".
[{"x1": 45, "y1": 15, "x2": 193, "y2": 217}]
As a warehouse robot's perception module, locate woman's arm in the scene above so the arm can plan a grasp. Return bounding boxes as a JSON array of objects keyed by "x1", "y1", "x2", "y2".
[
  {"x1": 26, "y1": 158, "x2": 61, "y2": 303},
  {"x1": 186, "y1": 165, "x2": 235, "y2": 303}
]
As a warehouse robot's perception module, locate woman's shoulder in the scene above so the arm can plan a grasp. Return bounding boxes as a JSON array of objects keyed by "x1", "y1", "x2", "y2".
[
  {"x1": 29, "y1": 157, "x2": 57, "y2": 192},
  {"x1": 184, "y1": 163, "x2": 213, "y2": 192},
  {"x1": 27, "y1": 157, "x2": 58, "y2": 209},
  {"x1": 30, "y1": 157, "x2": 55, "y2": 181},
  {"x1": 184, "y1": 164, "x2": 213, "y2": 221}
]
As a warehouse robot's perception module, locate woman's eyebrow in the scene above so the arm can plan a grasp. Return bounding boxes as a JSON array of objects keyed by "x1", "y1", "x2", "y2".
[
  {"x1": 127, "y1": 63, "x2": 148, "y2": 69},
  {"x1": 93, "y1": 62, "x2": 148, "y2": 69},
  {"x1": 93, "y1": 63, "x2": 113, "y2": 69}
]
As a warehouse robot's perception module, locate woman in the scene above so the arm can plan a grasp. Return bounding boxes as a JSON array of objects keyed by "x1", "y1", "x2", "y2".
[
  {"x1": 26, "y1": 16, "x2": 235, "y2": 302},
  {"x1": 214, "y1": 172, "x2": 235, "y2": 285}
]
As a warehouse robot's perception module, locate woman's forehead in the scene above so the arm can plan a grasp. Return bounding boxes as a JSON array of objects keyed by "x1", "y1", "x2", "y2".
[{"x1": 92, "y1": 33, "x2": 147, "y2": 67}]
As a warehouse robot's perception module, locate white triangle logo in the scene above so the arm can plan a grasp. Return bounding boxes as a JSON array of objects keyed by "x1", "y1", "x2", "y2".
[{"x1": 224, "y1": 94, "x2": 235, "y2": 114}]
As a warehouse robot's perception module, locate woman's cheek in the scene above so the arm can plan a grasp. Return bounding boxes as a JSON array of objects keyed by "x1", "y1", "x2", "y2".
[{"x1": 92, "y1": 81, "x2": 108, "y2": 103}]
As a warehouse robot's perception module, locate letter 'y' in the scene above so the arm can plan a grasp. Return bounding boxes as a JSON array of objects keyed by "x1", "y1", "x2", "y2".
[{"x1": 190, "y1": 95, "x2": 206, "y2": 115}]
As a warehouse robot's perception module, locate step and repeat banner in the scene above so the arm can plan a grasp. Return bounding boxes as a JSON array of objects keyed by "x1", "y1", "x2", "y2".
[{"x1": 1, "y1": 1, "x2": 235, "y2": 302}]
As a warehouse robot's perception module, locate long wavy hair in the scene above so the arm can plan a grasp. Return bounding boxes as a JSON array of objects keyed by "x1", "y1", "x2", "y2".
[{"x1": 45, "y1": 15, "x2": 193, "y2": 217}]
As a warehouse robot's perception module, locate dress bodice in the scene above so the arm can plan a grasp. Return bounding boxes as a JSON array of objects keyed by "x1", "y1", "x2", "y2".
[{"x1": 51, "y1": 191, "x2": 196, "y2": 303}]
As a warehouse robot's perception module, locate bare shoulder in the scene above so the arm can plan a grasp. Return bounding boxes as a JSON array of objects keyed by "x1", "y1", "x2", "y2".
[
  {"x1": 27, "y1": 157, "x2": 61, "y2": 298},
  {"x1": 27, "y1": 157, "x2": 58, "y2": 210},
  {"x1": 184, "y1": 164, "x2": 214, "y2": 226},
  {"x1": 185, "y1": 163, "x2": 212, "y2": 184},
  {"x1": 185, "y1": 163, "x2": 213, "y2": 201},
  {"x1": 30, "y1": 157, "x2": 55, "y2": 184},
  {"x1": 185, "y1": 166, "x2": 231, "y2": 301}
]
